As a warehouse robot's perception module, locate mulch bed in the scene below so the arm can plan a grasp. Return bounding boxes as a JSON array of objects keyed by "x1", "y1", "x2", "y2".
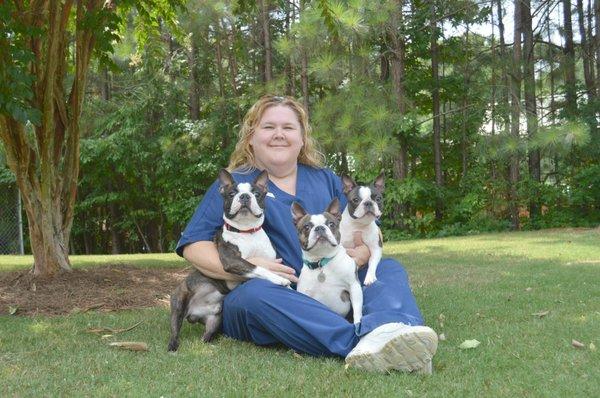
[{"x1": 0, "y1": 265, "x2": 190, "y2": 316}]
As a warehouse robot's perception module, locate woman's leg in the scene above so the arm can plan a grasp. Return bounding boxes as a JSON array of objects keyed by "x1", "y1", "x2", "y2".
[
  {"x1": 356, "y1": 258, "x2": 425, "y2": 336},
  {"x1": 222, "y1": 279, "x2": 359, "y2": 357},
  {"x1": 348, "y1": 258, "x2": 437, "y2": 373},
  {"x1": 222, "y1": 258, "x2": 428, "y2": 358}
]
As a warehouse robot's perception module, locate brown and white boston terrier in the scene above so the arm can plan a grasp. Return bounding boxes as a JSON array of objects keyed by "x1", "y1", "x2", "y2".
[
  {"x1": 340, "y1": 173, "x2": 385, "y2": 286},
  {"x1": 292, "y1": 198, "x2": 363, "y2": 324},
  {"x1": 168, "y1": 169, "x2": 289, "y2": 352}
]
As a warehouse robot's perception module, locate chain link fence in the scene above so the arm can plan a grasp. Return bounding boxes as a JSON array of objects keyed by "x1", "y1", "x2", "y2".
[{"x1": 0, "y1": 182, "x2": 24, "y2": 254}]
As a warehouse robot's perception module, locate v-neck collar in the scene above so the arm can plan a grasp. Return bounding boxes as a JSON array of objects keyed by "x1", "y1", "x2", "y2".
[{"x1": 266, "y1": 163, "x2": 303, "y2": 201}]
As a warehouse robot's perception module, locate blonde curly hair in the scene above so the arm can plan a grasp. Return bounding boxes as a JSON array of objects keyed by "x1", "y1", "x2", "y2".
[{"x1": 228, "y1": 95, "x2": 324, "y2": 171}]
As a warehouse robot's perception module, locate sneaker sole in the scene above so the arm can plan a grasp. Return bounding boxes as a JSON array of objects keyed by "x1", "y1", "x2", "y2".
[{"x1": 345, "y1": 328, "x2": 438, "y2": 374}]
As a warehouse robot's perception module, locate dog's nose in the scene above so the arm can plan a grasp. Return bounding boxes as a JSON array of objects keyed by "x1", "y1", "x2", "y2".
[
  {"x1": 239, "y1": 193, "x2": 251, "y2": 202},
  {"x1": 314, "y1": 225, "x2": 326, "y2": 233},
  {"x1": 364, "y1": 201, "x2": 373, "y2": 208}
]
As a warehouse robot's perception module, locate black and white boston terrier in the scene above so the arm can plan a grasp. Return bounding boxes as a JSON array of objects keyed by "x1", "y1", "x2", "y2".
[
  {"x1": 292, "y1": 198, "x2": 363, "y2": 324},
  {"x1": 340, "y1": 173, "x2": 385, "y2": 286},
  {"x1": 168, "y1": 169, "x2": 290, "y2": 352}
]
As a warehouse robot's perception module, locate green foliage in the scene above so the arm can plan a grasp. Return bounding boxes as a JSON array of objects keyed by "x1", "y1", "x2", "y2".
[
  {"x1": 21, "y1": 0, "x2": 596, "y2": 253},
  {"x1": 0, "y1": 2, "x2": 42, "y2": 124}
]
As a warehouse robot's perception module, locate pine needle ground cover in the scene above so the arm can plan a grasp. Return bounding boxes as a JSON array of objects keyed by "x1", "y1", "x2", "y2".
[{"x1": 1, "y1": 229, "x2": 598, "y2": 397}]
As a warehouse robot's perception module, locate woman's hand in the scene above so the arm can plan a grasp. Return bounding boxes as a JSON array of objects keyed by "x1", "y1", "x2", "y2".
[
  {"x1": 345, "y1": 232, "x2": 371, "y2": 268},
  {"x1": 247, "y1": 257, "x2": 299, "y2": 283}
]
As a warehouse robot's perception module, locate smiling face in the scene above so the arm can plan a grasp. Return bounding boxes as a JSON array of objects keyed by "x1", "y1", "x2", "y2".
[{"x1": 249, "y1": 105, "x2": 304, "y2": 170}]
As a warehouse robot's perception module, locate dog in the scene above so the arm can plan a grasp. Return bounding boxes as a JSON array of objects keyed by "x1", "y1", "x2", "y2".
[
  {"x1": 340, "y1": 173, "x2": 385, "y2": 286},
  {"x1": 168, "y1": 169, "x2": 290, "y2": 352},
  {"x1": 292, "y1": 198, "x2": 363, "y2": 324}
]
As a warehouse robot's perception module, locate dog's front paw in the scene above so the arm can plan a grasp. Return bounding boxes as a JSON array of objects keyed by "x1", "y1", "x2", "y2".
[
  {"x1": 364, "y1": 274, "x2": 377, "y2": 286},
  {"x1": 271, "y1": 276, "x2": 292, "y2": 287}
]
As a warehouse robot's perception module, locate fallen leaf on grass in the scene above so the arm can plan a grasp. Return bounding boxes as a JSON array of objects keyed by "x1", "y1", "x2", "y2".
[
  {"x1": 438, "y1": 333, "x2": 446, "y2": 341},
  {"x1": 525, "y1": 287, "x2": 532, "y2": 292},
  {"x1": 532, "y1": 310, "x2": 550, "y2": 318},
  {"x1": 590, "y1": 343, "x2": 596, "y2": 351},
  {"x1": 109, "y1": 342, "x2": 148, "y2": 351},
  {"x1": 8, "y1": 306, "x2": 18, "y2": 315},
  {"x1": 344, "y1": 363, "x2": 350, "y2": 370},
  {"x1": 86, "y1": 321, "x2": 143, "y2": 335},
  {"x1": 459, "y1": 339, "x2": 481, "y2": 349},
  {"x1": 571, "y1": 339, "x2": 585, "y2": 348}
]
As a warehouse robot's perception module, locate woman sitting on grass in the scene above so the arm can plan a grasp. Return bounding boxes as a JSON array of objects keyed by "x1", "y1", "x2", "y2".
[{"x1": 176, "y1": 95, "x2": 438, "y2": 374}]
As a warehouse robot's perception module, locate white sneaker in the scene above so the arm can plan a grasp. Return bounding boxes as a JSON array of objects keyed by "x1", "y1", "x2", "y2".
[{"x1": 345, "y1": 323, "x2": 438, "y2": 374}]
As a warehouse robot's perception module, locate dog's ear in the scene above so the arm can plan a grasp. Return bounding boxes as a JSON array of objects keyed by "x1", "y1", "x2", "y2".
[
  {"x1": 218, "y1": 169, "x2": 235, "y2": 193},
  {"x1": 373, "y1": 171, "x2": 385, "y2": 192},
  {"x1": 253, "y1": 170, "x2": 269, "y2": 193},
  {"x1": 291, "y1": 202, "x2": 308, "y2": 225},
  {"x1": 341, "y1": 175, "x2": 356, "y2": 194},
  {"x1": 325, "y1": 197, "x2": 341, "y2": 220}
]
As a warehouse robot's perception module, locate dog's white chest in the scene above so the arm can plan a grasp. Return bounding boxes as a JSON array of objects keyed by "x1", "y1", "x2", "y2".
[
  {"x1": 222, "y1": 230, "x2": 276, "y2": 259},
  {"x1": 297, "y1": 254, "x2": 357, "y2": 317},
  {"x1": 340, "y1": 210, "x2": 380, "y2": 248}
]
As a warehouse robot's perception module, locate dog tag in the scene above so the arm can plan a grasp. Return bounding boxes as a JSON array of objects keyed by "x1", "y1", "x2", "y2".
[{"x1": 318, "y1": 271, "x2": 326, "y2": 283}]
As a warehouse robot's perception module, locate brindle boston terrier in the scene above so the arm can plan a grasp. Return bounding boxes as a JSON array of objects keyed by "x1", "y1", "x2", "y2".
[
  {"x1": 292, "y1": 198, "x2": 363, "y2": 324},
  {"x1": 340, "y1": 173, "x2": 385, "y2": 286},
  {"x1": 168, "y1": 169, "x2": 290, "y2": 352}
]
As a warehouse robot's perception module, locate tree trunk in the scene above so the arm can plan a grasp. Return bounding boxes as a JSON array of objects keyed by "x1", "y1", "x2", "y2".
[
  {"x1": 188, "y1": 39, "x2": 200, "y2": 120},
  {"x1": 389, "y1": 0, "x2": 408, "y2": 178},
  {"x1": 509, "y1": 0, "x2": 522, "y2": 230},
  {"x1": 461, "y1": 25, "x2": 470, "y2": 182},
  {"x1": 496, "y1": 0, "x2": 510, "y2": 134},
  {"x1": 490, "y1": 1, "x2": 498, "y2": 182},
  {"x1": 215, "y1": 27, "x2": 226, "y2": 97},
  {"x1": 284, "y1": 2, "x2": 295, "y2": 95},
  {"x1": 548, "y1": 7, "x2": 561, "y2": 185},
  {"x1": 522, "y1": 0, "x2": 541, "y2": 223},
  {"x1": 259, "y1": 0, "x2": 273, "y2": 82},
  {"x1": 588, "y1": 0, "x2": 596, "y2": 86},
  {"x1": 300, "y1": 0, "x2": 309, "y2": 112},
  {"x1": 577, "y1": 0, "x2": 596, "y2": 99},
  {"x1": 387, "y1": 0, "x2": 409, "y2": 228},
  {"x1": 595, "y1": 0, "x2": 600, "y2": 93},
  {"x1": 225, "y1": 22, "x2": 242, "y2": 123},
  {"x1": 109, "y1": 201, "x2": 122, "y2": 254},
  {"x1": 0, "y1": 1, "x2": 102, "y2": 276},
  {"x1": 430, "y1": 0, "x2": 444, "y2": 221},
  {"x1": 563, "y1": 0, "x2": 578, "y2": 116}
]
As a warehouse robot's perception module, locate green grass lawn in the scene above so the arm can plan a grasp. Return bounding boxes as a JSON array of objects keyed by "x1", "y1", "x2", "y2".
[{"x1": 1, "y1": 228, "x2": 599, "y2": 397}]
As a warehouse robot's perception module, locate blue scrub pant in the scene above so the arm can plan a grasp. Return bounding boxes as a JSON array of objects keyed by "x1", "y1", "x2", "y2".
[{"x1": 222, "y1": 258, "x2": 425, "y2": 357}]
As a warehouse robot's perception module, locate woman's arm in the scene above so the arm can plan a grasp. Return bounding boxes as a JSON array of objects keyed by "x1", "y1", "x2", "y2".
[
  {"x1": 183, "y1": 241, "x2": 298, "y2": 283},
  {"x1": 183, "y1": 241, "x2": 244, "y2": 281},
  {"x1": 345, "y1": 231, "x2": 372, "y2": 269}
]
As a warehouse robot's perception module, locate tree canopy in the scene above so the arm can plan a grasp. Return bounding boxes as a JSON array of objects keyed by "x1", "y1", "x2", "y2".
[{"x1": 1, "y1": 0, "x2": 599, "y2": 262}]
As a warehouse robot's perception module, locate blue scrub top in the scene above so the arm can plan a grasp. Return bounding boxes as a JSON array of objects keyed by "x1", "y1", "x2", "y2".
[{"x1": 176, "y1": 163, "x2": 348, "y2": 274}]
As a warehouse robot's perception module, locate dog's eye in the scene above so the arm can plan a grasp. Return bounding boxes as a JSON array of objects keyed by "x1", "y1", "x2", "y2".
[
  {"x1": 253, "y1": 191, "x2": 261, "y2": 197},
  {"x1": 327, "y1": 221, "x2": 335, "y2": 228},
  {"x1": 303, "y1": 224, "x2": 311, "y2": 232},
  {"x1": 375, "y1": 196, "x2": 382, "y2": 202},
  {"x1": 229, "y1": 191, "x2": 237, "y2": 198},
  {"x1": 352, "y1": 198, "x2": 360, "y2": 204}
]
